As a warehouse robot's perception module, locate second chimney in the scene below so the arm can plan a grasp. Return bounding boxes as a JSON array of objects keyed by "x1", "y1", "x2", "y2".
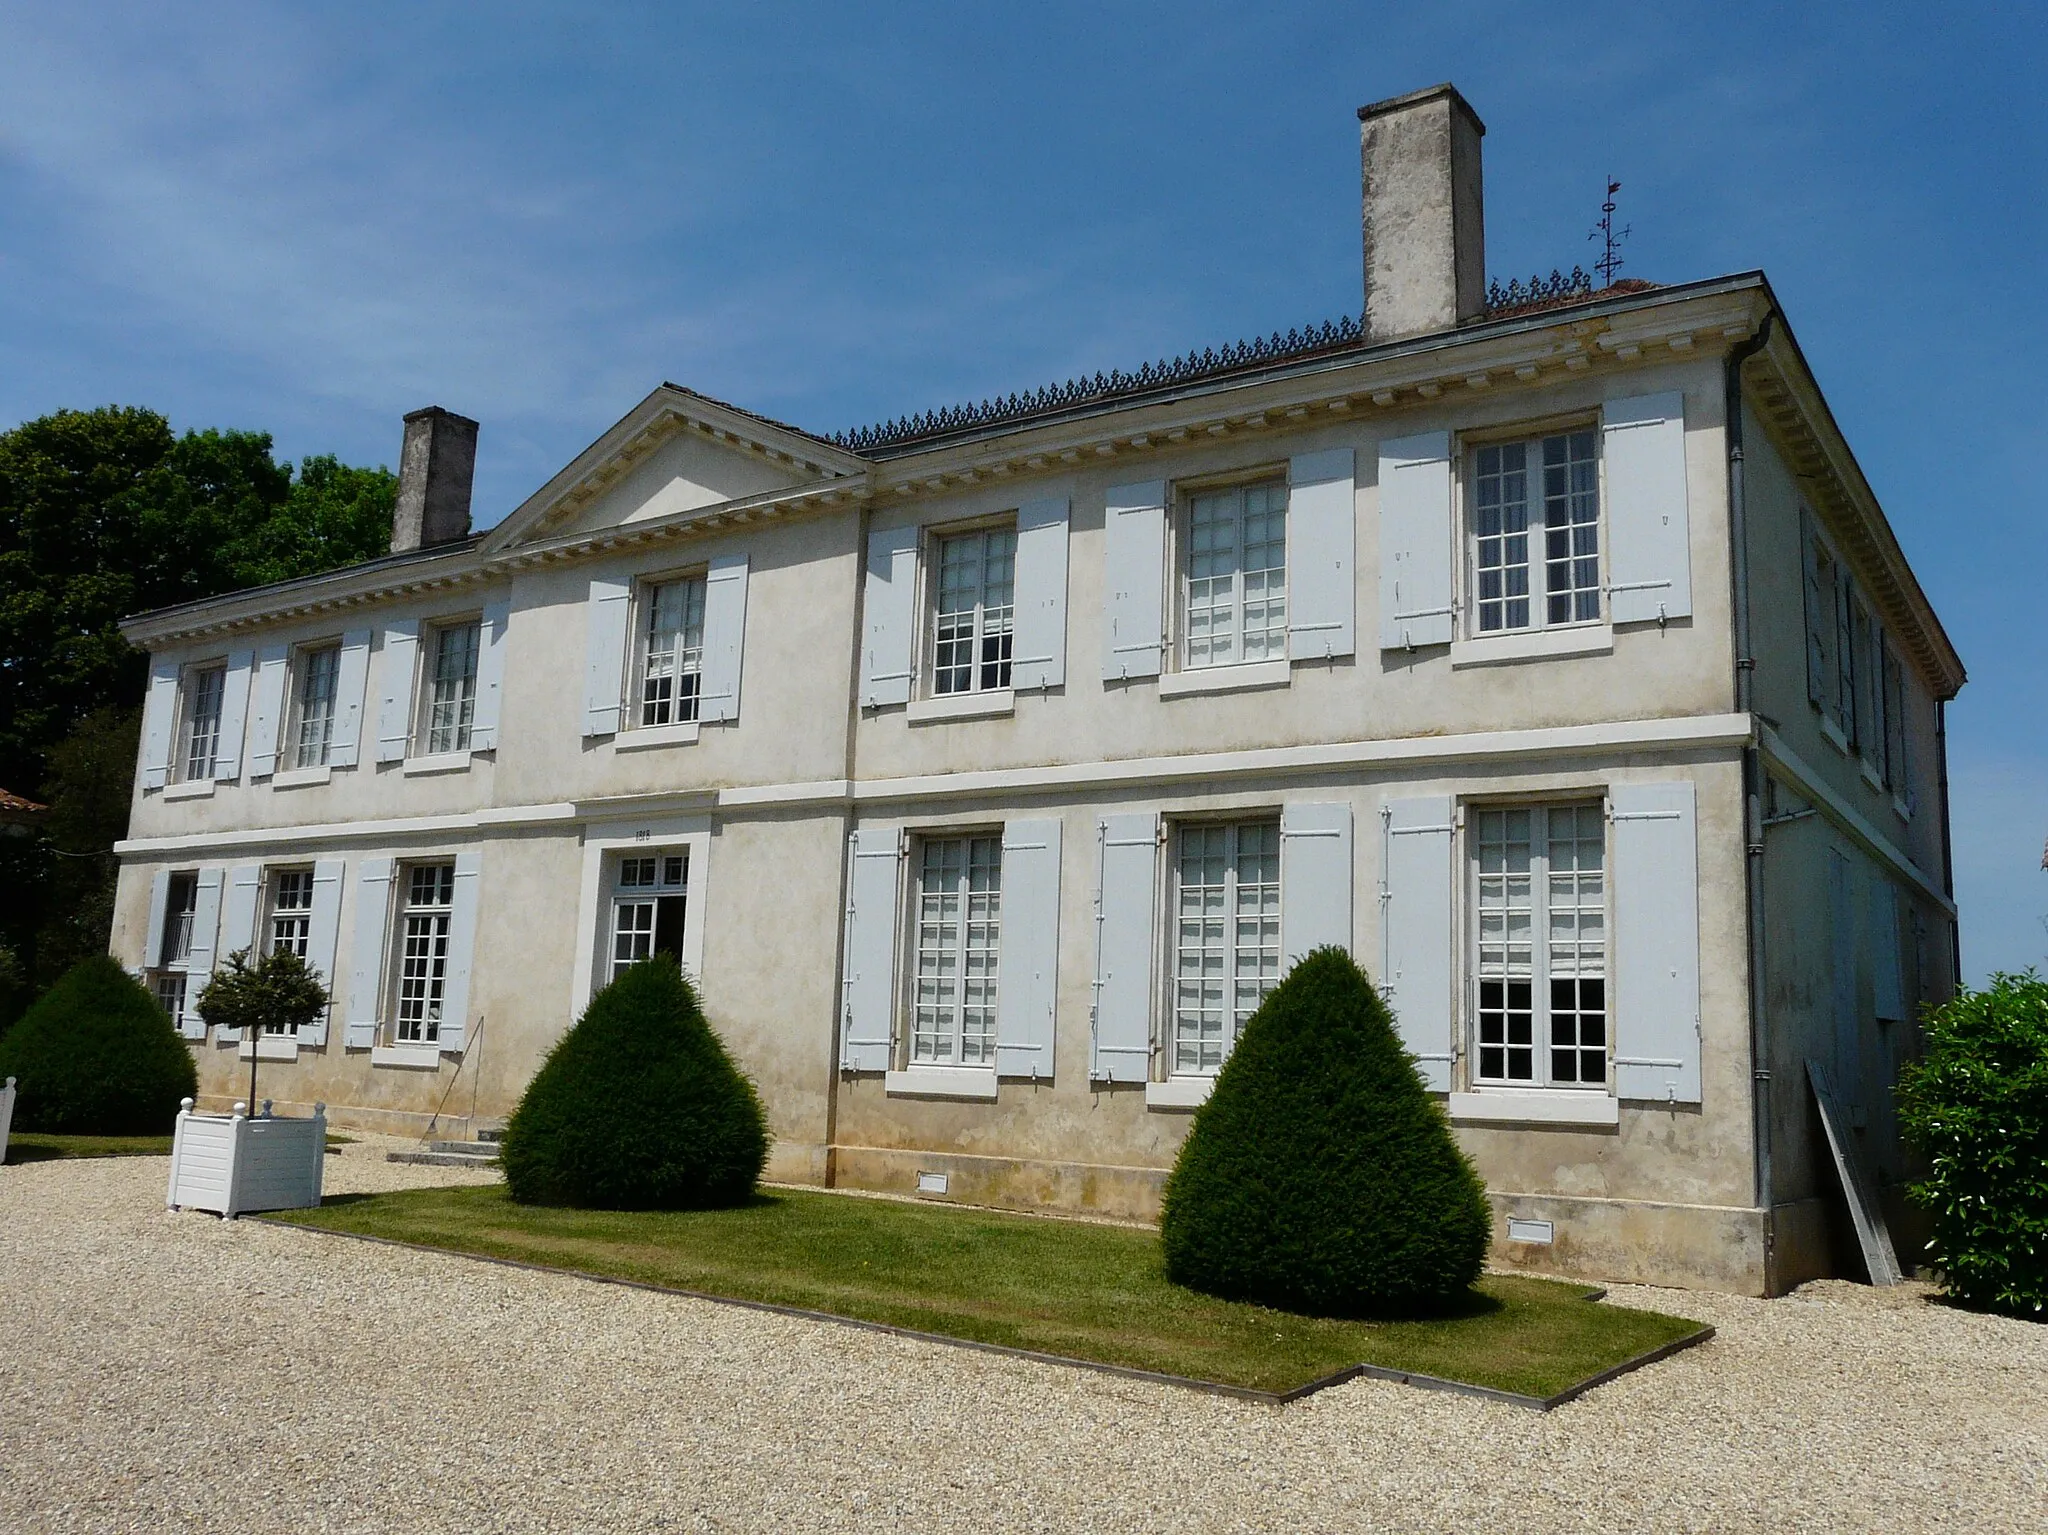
[
  {"x1": 390, "y1": 406, "x2": 479, "y2": 553},
  {"x1": 1358, "y1": 84, "x2": 1487, "y2": 344}
]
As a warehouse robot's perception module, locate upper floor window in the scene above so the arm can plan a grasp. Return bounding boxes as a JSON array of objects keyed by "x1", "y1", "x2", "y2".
[
  {"x1": 1472, "y1": 431, "x2": 1600, "y2": 634},
  {"x1": 1185, "y1": 482, "x2": 1286, "y2": 669},
  {"x1": 639, "y1": 577, "x2": 706, "y2": 727},
  {"x1": 1171, "y1": 818, "x2": 1280, "y2": 1075},
  {"x1": 1472, "y1": 802, "x2": 1606, "y2": 1088},
  {"x1": 179, "y1": 664, "x2": 227, "y2": 781},
  {"x1": 610, "y1": 852, "x2": 687, "y2": 980},
  {"x1": 291, "y1": 644, "x2": 341, "y2": 770},
  {"x1": 394, "y1": 862, "x2": 456, "y2": 1044},
  {"x1": 931, "y1": 527, "x2": 1015, "y2": 695},
  {"x1": 424, "y1": 621, "x2": 480, "y2": 755},
  {"x1": 911, "y1": 834, "x2": 1001, "y2": 1065}
]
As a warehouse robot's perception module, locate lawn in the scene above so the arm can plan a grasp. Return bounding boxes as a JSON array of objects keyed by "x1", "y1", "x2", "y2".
[
  {"x1": 271, "y1": 1185, "x2": 1707, "y2": 1399},
  {"x1": 3, "y1": 1130, "x2": 352, "y2": 1162}
]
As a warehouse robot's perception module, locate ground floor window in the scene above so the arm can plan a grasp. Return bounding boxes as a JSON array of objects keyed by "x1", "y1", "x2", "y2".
[
  {"x1": 610, "y1": 852, "x2": 687, "y2": 980},
  {"x1": 1172, "y1": 818, "x2": 1280, "y2": 1075},
  {"x1": 262, "y1": 868, "x2": 314, "y2": 1033},
  {"x1": 1472, "y1": 802, "x2": 1607, "y2": 1086},
  {"x1": 153, "y1": 971, "x2": 188, "y2": 1029},
  {"x1": 394, "y1": 863, "x2": 456, "y2": 1044},
  {"x1": 910, "y1": 835, "x2": 1001, "y2": 1066}
]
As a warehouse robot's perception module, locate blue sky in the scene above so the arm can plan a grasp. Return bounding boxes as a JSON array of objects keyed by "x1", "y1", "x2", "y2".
[{"x1": 2, "y1": 3, "x2": 2041, "y2": 978}]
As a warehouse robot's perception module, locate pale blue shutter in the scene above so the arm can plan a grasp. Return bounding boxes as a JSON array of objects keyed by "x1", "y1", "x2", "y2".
[
  {"x1": 1602, "y1": 392, "x2": 1692, "y2": 624},
  {"x1": 1011, "y1": 498, "x2": 1070, "y2": 690},
  {"x1": 184, "y1": 868, "x2": 224, "y2": 1040},
  {"x1": 330, "y1": 628, "x2": 372, "y2": 768},
  {"x1": 1380, "y1": 795, "x2": 1454, "y2": 1090},
  {"x1": 344, "y1": 858, "x2": 394, "y2": 1049},
  {"x1": 1280, "y1": 802, "x2": 1352, "y2": 963},
  {"x1": 996, "y1": 817, "x2": 1062, "y2": 1079},
  {"x1": 145, "y1": 870, "x2": 172, "y2": 970},
  {"x1": 1611, "y1": 782, "x2": 1703, "y2": 1103},
  {"x1": 840, "y1": 826, "x2": 901, "y2": 1070},
  {"x1": 1286, "y1": 450, "x2": 1356, "y2": 660},
  {"x1": 583, "y1": 578, "x2": 630, "y2": 736},
  {"x1": 1101, "y1": 482, "x2": 1166, "y2": 680},
  {"x1": 304, "y1": 859, "x2": 344, "y2": 1045},
  {"x1": 376, "y1": 621, "x2": 419, "y2": 763},
  {"x1": 1800, "y1": 508, "x2": 1826, "y2": 708},
  {"x1": 213, "y1": 647, "x2": 254, "y2": 782},
  {"x1": 1826, "y1": 846, "x2": 1858, "y2": 1104},
  {"x1": 436, "y1": 852, "x2": 481, "y2": 1053},
  {"x1": 468, "y1": 599, "x2": 510, "y2": 751},
  {"x1": 699, "y1": 553, "x2": 749, "y2": 723},
  {"x1": 859, "y1": 526, "x2": 919, "y2": 707},
  {"x1": 1090, "y1": 812, "x2": 1158, "y2": 1083},
  {"x1": 245, "y1": 644, "x2": 289, "y2": 778},
  {"x1": 1377, "y1": 433, "x2": 1454, "y2": 650},
  {"x1": 140, "y1": 657, "x2": 179, "y2": 790},
  {"x1": 1871, "y1": 876, "x2": 1905, "y2": 1022},
  {"x1": 215, "y1": 865, "x2": 263, "y2": 1041}
]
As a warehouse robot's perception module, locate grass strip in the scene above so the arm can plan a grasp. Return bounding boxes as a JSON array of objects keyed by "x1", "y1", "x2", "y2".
[
  {"x1": 4, "y1": 1132, "x2": 175, "y2": 1161},
  {"x1": 272, "y1": 1184, "x2": 1705, "y2": 1398}
]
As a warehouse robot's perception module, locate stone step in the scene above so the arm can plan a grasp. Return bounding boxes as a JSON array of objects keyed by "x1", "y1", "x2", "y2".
[{"x1": 385, "y1": 1146, "x2": 501, "y2": 1168}]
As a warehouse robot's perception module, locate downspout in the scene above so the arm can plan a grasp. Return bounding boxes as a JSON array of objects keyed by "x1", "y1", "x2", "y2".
[
  {"x1": 822, "y1": 484, "x2": 877, "y2": 1184},
  {"x1": 1725, "y1": 308, "x2": 1778, "y2": 1277},
  {"x1": 1937, "y1": 699, "x2": 1958, "y2": 990}
]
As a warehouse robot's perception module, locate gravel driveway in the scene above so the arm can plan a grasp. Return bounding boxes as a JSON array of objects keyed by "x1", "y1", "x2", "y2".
[{"x1": 2, "y1": 1143, "x2": 2041, "y2": 1534}]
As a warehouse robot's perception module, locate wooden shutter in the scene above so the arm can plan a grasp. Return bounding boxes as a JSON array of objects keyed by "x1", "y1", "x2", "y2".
[
  {"x1": 1871, "y1": 876, "x2": 1905, "y2": 1023},
  {"x1": 1377, "y1": 433, "x2": 1454, "y2": 650},
  {"x1": 344, "y1": 857, "x2": 394, "y2": 1049},
  {"x1": 1611, "y1": 782, "x2": 1703, "y2": 1103},
  {"x1": 186, "y1": 867, "x2": 224, "y2": 984},
  {"x1": 1380, "y1": 796, "x2": 1454, "y2": 1090},
  {"x1": 469, "y1": 599, "x2": 510, "y2": 751},
  {"x1": 140, "y1": 657, "x2": 180, "y2": 790},
  {"x1": 1602, "y1": 392, "x2": 1692, "y2": 623},
  {"x1": 213, "y1": 647, "x2": 255, "y2": 782},
  {"x1": 1101, "y1": 481, "x2": 1166, "y2": 680},
  {"x1": 839, "y1": 825, "x2": 902, "y2": 1071},
  {"x1": 375, "y1": 620, "x2": 419, "y2": 763},
  {"x1": 1800, "y1": 507, "x2": 1827, "y2": 709},
  {"x1": 859, "y1": 525, "x2": 919, "y2": 707},
  {"x1": 330, "y1": 629, "x2": 373, "y2": 767},
  {"x1": 1827, "y1": 846, "x2": 1860, "y2": 1103},
  {"x1": 698, "y1": 553, "x2": 749, "y2": 723},
  {"x1": 995, "y1": 817, "x2": 1062, "y2": 1079},
  {"x1": 1090, "y1": 812, "x2": 1158, "y2": 1083},
  {"x1": 245, "y1": 644, "x2": 289, "y2": 778},
  {"x1": 1280, "y1": 802, "x2": 1352, "y2": 963},
  {"x1": 582, "y1": 577, "x2": 630, "y2": 736},
  {"x1": 145, "y1": 870, "x2": 172, "y2": 970},
  {"x1": 304, "y1": 859, "x2": 344, "y2": 1046},
  {"x1": 436, "y1": 852, "x2": 481, "y2": 1053},
  {"x1": 1286, "y1": 449, "x2": 1355, "y2": 660},
  {"x1": 215, "y1": 865, "x2": 263, "y2": 1041},
  {"x1": 1011, "y1": 497, "x2": 1070, "y2": 690}
]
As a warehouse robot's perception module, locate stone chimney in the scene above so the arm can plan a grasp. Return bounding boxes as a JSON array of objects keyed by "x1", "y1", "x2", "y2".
[
  {"x1": 1358, "y1": 84, "x2": 1487, "y2": 344},
  {"x1": 389, "y1": 406, "x2": 479, "y2": 553}
]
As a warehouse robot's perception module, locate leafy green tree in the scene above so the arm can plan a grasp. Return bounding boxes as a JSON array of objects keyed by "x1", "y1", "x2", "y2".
[{"x1": 194, "y1": 948, "x2": 331, "y2": 1116}]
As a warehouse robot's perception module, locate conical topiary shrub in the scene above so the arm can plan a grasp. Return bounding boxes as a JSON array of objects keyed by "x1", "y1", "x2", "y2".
[
  {"x1": 500, "y1": 961, "x2": 769, "y2": 1209},
  {"x1": 0, "y1": 955, "x2": 198, "y2": 1134},
  {"x1": 1160, "y1": 947, "x2": 1491, "y2": 1316}
]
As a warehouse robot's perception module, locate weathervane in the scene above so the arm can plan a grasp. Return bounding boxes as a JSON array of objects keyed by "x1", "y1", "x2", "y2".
[{"x1": 1590, "y1": 178, "x2": 1630, "y2": 288}]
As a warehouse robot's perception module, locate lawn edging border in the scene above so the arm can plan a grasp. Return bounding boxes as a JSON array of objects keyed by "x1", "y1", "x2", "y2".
[{"x1": 252, "y1": 1214, "x2": 1713, "y2": 1410}]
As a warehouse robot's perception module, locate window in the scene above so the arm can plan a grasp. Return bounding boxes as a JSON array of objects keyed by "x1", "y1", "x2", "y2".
[
  {"x1": 910, "y1": 835, "x2": 1001, "y2": 1065},
  {"x1": 179, "y1": 664, "x2": 227, "y2": 780},
  {"x1": 609, "y1": 853, "x2": 687, "y2": 980},
  {"x1": 153, "y1": 972, "x2": 189, "y2": 1027},
  {"x1": 424, "y1": 621, "x2": 480, "y2": 755},
  {"x1": 149, "y1": 871, "x2": 199, "y2": 1030},
  {"x1": 931, "y1": 528, "x2": 1015, "y2": 695},
  {"x1": 637, "y1": 578, "x2": 706, "y2": 727},
  {"x1": 393, "y1": 863, "x2": 455, "y2": 1044},
  {"x1": 291, "y1": 644, "x2": 341, "y2": 769},
  {"x1": 1471, "y1": 431, "x2": 1600, "y2": 634},
  {"x1": 1831, "y1": 566, "x2": 1857, "y2": 749},
  {"x1": 1185, "y1": 482, "x2": 1286, "y2": 669},
  {"x1": 1881, "y1": 641, "x2": 1911, "y2": 805},
  {"x1": 1171, "y1": 819, "x2": 1280, "y2": 1075},
  {"x1": 262, "y1": 869, "x2": 315, "y2": 1033},
  {"x1": 1472, "y1": 803, "x2": 1607, "y2": 1088}
]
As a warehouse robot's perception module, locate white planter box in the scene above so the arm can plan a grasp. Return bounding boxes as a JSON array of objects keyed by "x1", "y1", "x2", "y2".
[
  {"x1": 0, "y1": 1076, "x2": 15, "y2": 1165},
  {"x1": 166, "y1": 1097, "x2": 326, "y2": 1217}
]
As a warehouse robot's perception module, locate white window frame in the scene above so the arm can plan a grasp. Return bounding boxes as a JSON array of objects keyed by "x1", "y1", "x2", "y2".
[
  {"x1": 1174, "y1": 477, "x2": 1288, "y2": 672},
  {"x1": 1467, "y1": 800, "x2": 1610, "y2": 1092},
  {"x1": 287, "y1": 641, "x2": 343, "y2": 771},
  {"x1": 176, "y1": 662, "x2": 228, "y2": 782},
  {"x1": 632, "y1": 573, "x2": 708, "y2": 729},
  {"x1": 1167, "y1": 816, "x2": 1281, "y2": 1078},
  {"x1": 260, "y1": 867, "x2": 316, "y2": 1033},
  {"x1": 905, "y1": 831, "x2": 1003, "y2": 1068},
  {"x1": 390, "y1": 861, "x2": 457, "y2": 1045},
  {"x1": 606, "y1": 850, "x2": 689, "y2": 981},
  {"x1": 418, "y1": 618, "x2": 481, "y2": 757},
  {"x1": 1464, "y1": 426, "x2": 1603, "y2": 638},
  {"x1": 925, "y1": 522, "x2": 1018, "y2": 698},
  {"x1": 571, "y1": 818, "x2": 712, "y2": 1018},
  {"x1": 148, "y1": 870, "x2": 201, "y2": 1030}
]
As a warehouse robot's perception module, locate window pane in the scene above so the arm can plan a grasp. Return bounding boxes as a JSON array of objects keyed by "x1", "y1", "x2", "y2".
[
  {"x1": 1474, "y1": 445, "x2": 1530, "y2": 633},
  {"x1": 395, "y1": 863, "x2": 454, "y2": 1044},
  {"x1": 427, "y1": 623, "x2": 480, "y2": 755},
  {"x1": 293, "y1": 647, "x2": 340, "y2": 769},
  {"x1": 640, "y1": 578, "x2": 707, "y2": 727},
  {"x1": 912, "y1": 836, "x2": 1002, "y2": 1064},
  {"x1": 1174, "y1": 820, "x2": 1279, "y2": 1074},
  {"x1": 1542, "y1": 432, "x2": 1601, "y2": 626},
  {"x1": 1186, "y1": 485, "x2": 1287, "y2": 669},
  {"x1": 1475, "y1": 808, "x2": 1535, "y2": 1081},
  {"x1": 183, "y1": 667, "x2": 226, "y2": 780},
  {"x1": 932, "y1": 530, "x2": 1015, "y2": 696},
  {"x1": 1475, "y1": 802, "x2": 1606, "y2": 1088}
]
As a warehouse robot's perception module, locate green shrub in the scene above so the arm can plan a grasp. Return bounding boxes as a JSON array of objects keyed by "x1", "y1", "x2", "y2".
[
  {"x1": 500, "y1": 961, "x2": 769, "y2": 1210},
  {"x1": 1896, "y1": 972, "x2": 2048, "y2": 1318},
  {"x1": 1160, "y1": 947, "x2": 1491, "y2": 1316},
  {"x1": 0, "y1": 954, "x2": 197, "y2": 1134}
]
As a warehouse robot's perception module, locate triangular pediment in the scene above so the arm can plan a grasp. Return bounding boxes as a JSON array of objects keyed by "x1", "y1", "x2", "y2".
[{"x1": 484, "y1": 384, "x2": 866, "y2": 553}]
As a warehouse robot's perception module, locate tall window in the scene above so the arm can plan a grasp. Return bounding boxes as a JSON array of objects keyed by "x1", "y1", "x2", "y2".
[
  {"x1": 610, "y1": 853, "x2": 687, "y2": 980},
  {"x1": 1831, "y1": 570, "x2": 1857, "y2": 749},
  {"x1": 180, "y1": 664, "x2": 227, "y2": 780},
  {"x1": 1473, "y1": 803, "x2": 1606, "y2": 1088},
  {"x1": 932, "y1": 528, "x2": 1015, "y2": 695},
  {"x1": 1185, "y1": 483, "x2": 1286, "y2": 669},
  {"x1": 425, "y1": 622, "x2": 480, "y2": 755},
  {"x1": 263, "y1": 869, "x2": 315, "y2": 1034},
  {"x1": 1472, "y1": 431, "x2": 1600, "y2": 634},
  {"x1": 910, "y1": 836, "x2": 1001, "y2": 1065},
  {"x1": 639, "y1": 578, "x2": 706, "y2": 727},
  {"x1": 151, "y1": 872, "x2": 200, "y2": 1028},
  {"x1": 1172, "y1": 820, "x2": 1280, "y2": 1075},
  {"x1": 291, "y1": 645, "x2": 340, "y2": 769},
  {"x1": 394, "y1": 863, "x2": 455, "y2": 1044}
]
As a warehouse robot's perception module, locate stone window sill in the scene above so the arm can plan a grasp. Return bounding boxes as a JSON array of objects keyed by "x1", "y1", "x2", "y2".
[
  {"x1": 237, "y1": 1037, "x2": 300, "y2": 1062},
  {"x1": 614, "y1": 721, "x2": 701, "y2": 752},
  {"x1": 271, "y1": 765, "x2": 332, "y2": 789},
  {"x1": 1144, "y1": 1076, "x2": 1214, "y2": 1110},
  {"x1": 906, "y1": 689, "x2": 1015, "y2": 724},
  {"x1": 370, "y1": 1044, "x2": 443, "y2": 1069},
  {"x1": 162, "y1": 779, "x2": 217, "y2": 801},
  {"x1": 402, "y1": 753, "x2": 472, "y2": 777},
  {"x1": 1156, "y1": 658, "x2": 1290, "y2": 699},
  {"x1": 1819, "y1": 715, "x2": 1850, "y2": 755},
  {"x1": 1449, "y1": 625, "x2": 1613, "y2": 669},
  {"x1": 1449, "y1": 1089, "x2": 1619, "y2": 1127},
  {"x1": 883, "y1": 1067, "x2": 998, "y2": 1102}
]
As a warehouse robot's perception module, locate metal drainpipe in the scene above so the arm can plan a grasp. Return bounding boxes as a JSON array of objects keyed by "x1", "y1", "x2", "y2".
[
  {"x1": 1725, "y1": 308, "x2": 1778, "y2": 1276},
  {"x1": 1937, "y1": 699, "x2": 1958, "y2": 988},
  {"x1": 822, "y1": 490, "x2": 876, "y2": 1182}
]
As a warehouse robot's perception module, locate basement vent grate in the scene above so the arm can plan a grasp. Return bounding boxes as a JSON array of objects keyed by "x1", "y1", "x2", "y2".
[
  {"x1": 916, "y1": 1171, "x2": 949, "y2": 1196},
  {"x1": 1506, "y1": 1217, "x2": 1556, "y2": 1245}
]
